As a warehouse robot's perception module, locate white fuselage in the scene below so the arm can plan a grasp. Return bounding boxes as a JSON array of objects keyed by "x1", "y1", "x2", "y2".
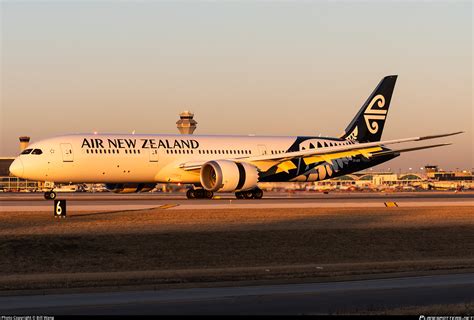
[{"x1": 11, "y1": 133, "x2": 350, "y2": 184}]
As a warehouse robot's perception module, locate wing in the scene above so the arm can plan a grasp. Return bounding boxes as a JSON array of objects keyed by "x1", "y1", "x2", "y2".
[{"x1": 179, "y1": 131, "x2": 462, "y2": 172}]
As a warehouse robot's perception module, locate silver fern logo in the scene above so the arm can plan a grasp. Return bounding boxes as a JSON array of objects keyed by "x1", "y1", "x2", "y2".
[{"x1": 364, "y1": 94, "x2": 386, "y2": 134}]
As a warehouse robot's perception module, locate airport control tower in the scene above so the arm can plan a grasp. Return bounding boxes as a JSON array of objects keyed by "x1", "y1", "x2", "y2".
[
  {"x1": 19, "y1": 136, "x2": 30, "y2": 152},
  {"x1": 176, "y1": 110, "x2": 197, "y2": 134}
]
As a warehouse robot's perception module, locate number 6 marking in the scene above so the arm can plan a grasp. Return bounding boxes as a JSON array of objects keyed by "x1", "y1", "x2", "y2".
[{"x1": 56, "y1": 201, "x2": 62, "y2": 215}]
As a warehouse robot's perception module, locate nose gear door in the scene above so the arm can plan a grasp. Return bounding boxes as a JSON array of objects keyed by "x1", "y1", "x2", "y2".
[{"x1": 60, "y1": 143, "x2": 74, "y2": 162}]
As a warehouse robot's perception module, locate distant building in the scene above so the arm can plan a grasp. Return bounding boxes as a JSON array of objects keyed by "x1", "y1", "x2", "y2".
[
  {"x1": 176, "y1": 111, "x2": 197, "y2": 134},
  {"x1": 424, "y1": 165, "x2": 439, "y2": 173},
  {"x1": 0, "y1": 137, "x2": 41, "y2": 192}
]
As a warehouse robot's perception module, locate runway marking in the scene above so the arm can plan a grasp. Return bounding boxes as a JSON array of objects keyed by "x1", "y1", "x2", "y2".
[
  {"x1": 159, "y1": 204, "x2": 179, "y2": 209},
  {"x1": 384, "y1": 202, "x2": 399, "y2": 207}
]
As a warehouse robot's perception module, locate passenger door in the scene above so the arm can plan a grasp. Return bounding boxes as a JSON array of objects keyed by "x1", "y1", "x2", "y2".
[
  {"x1": 149, "y1": 149, "x2": 159, "y2": 162},
  {"x1": 60, "y1": 143, "x2": 74, "y2": 162},
  {"x1": 257, "y1": 144, "x2": 268, "y2": 156}
]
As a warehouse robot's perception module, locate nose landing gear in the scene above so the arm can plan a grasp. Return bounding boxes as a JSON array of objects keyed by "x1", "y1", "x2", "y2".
[{"x1": 44, "y1": 191, "x2": 57, "y2": 200}]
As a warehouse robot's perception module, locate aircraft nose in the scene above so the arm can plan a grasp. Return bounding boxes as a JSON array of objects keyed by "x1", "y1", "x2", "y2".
[{"x1": 9, "y1": 158, "x2": 24, "y2": 178}]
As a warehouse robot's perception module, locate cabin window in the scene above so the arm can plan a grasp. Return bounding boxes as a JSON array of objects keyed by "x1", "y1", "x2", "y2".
[{"x1": 21, "y1": 149, "x2": 32, "y2": 155}]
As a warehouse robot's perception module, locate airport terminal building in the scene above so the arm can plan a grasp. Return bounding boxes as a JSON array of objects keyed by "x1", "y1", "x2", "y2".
[{"x1": 0, "y1": 157, "x2": 41, "y2": 192}]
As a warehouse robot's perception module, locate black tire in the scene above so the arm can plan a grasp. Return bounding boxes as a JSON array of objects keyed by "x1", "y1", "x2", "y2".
[
  {"x1": 235, "y1": 192, "x2": 244, "y2": 199},
  {"x1": 194, "y1": 189, "x2": 205, "y2": 199},
  {"x1": 204, "y1": 190, "x2": 214, "y2": 199},
  {"x1": 186, "y1": 189, "x2": 195, "y2": 199},
  {"x1": 253, "y1": 188, "x2": 263, "y2": 199},
  {"x1": 243, "y1": 191, "x2": 254, "y2": 199},
  {"x1": 44, "y1": 192, "x2": 51, "y2": 200}
]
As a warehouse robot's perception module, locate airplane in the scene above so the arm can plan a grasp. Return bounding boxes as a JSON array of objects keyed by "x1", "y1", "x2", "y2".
[{"x1": 9, "y1": 75, "x2": 463, "y2": 200}]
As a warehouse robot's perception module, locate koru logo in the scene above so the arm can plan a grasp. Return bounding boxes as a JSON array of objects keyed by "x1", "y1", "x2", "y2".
[{"x1": 363, "y1": 94, "x2": 386, "y2": 134}]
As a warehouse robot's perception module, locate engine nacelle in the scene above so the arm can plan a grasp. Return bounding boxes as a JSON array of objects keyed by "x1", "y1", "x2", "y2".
[
  {"x1": 200, "y1": 160, "x2": 259, "y2": 192},
  {"x1": 105, "y1": 183, "x2": 156, "y2": 193}
]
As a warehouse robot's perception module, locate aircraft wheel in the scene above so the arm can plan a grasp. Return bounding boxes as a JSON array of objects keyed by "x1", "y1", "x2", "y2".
[
  {"x1": 194, "y1": 189, "x2": 205, "y2": 199},
  {"x1": 204, "y1": 190, "x2": 214, "y2": 199},
  {"x1": 49, "y1": 191, "x2": 57, "y2": 200},
  {"x1": 235, "y1": 191, "x2": 244, "y2": 199},
  {"x1": 253, "y1": 188, "x2": 263, "y2": 199},
  {"x1": 44, "y1": 192, "x2": 51, "y2": 200},
  {"x1": 186, "y1": 189, "x2": 195, "y2": 199},
  {"x1": 243, "y1": 191, "x2": 254, "y2": 199}
]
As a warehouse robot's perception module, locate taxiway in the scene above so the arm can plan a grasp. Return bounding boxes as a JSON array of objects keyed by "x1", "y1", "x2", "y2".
[
  {"x1": 1, "y1": 273, "x2": 473, "y2": 314},
  {"x1": 0, "y1": 191, "x2": 472, "y2": 211}
]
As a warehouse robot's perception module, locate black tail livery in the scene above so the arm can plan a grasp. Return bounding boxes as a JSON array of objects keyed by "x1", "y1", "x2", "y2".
[{"x1": 340, "y1": 75, "x2": 398, "y2": 143}]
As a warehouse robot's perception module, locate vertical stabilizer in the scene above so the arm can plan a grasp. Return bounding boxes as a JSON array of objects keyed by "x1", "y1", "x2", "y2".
[{"x1": 340, "y1": 75, "x2": 397, "y2": 142}]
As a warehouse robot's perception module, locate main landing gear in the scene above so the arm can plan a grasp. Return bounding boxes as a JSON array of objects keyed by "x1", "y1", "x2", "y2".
[
  {"x1": 235, "y1": 187, "x2": 263, "y2": 200},
  {"x1": 44, "y1": 190, "x2": 57, "y2": 200},
  {"x1": 186, "y1": 188, "x2": 214, "y2": 199}
]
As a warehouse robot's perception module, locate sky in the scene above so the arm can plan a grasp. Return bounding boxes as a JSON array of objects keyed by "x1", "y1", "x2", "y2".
[{"x1": 1, "y1": 0, "x2": 472, "y2": 172}]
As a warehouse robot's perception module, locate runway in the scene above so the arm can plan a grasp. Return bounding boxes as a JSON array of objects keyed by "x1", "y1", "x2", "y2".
[
  {"x1": 1, "y1": 191, "x2": 473, "y2": 211},
  {"x1": 1, "y1": 273, "x2": 473, "y2": 314}
]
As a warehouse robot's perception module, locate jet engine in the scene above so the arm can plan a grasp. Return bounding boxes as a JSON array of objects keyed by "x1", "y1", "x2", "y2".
[
  {"x1": 105, "y1": 183, "x2": 156, "y2": 193},
  {"x1": 200, "y1": 160, "x2": 259, "y2": 192}
]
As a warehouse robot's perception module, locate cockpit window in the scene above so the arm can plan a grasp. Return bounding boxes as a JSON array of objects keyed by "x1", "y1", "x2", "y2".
[
  {"x1": 21, "y1": 149, "x2": 32, "y2": 155},
  {"x1": 31, "y1": 149, "x2": 43, "y2": 155}
]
